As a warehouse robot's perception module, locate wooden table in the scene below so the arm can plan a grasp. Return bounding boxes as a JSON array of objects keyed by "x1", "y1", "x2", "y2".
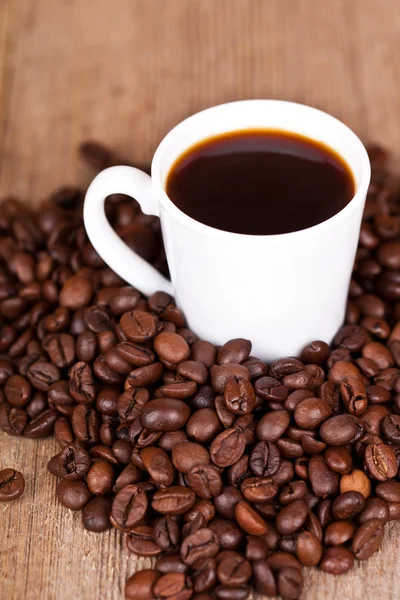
[{"x1": 1, "y1": 1, "x2": 400, "y2": 598}]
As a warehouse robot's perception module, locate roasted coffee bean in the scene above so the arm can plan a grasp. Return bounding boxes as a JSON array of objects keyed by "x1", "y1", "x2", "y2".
[
  {"x1": 140, "y1": 398, "x2": 190, "y2": 431},
  {"x1": 324, "y1": 520, "x2": 357, "y2": 546},
  {"x1": 224, "y1": 378, "x2": 256, "y2": 415},
  {"x1": 364, "y1": 441, "x2": 398, "y2": 481},
  {"x1": 294, "y1": 397, "x2": 332, "y2": 429},
  {"x1": 308, "y1": 455, "x2": 339, "y2": 498},
  {"x1": 59, "y1": 275, "x2": 93, "y2": 309},
  {"x1": 191, "y1": 557, "x2": 217, "y2": 593},
  {"x1": 113, "y1": 463, "x2": 143, "y2": 493},
  {"x1": 0, "y1": 468, "x2": 25, "y2": 501},
  {"x1": 214, "y1": 395, "x2": 236, "y2": 428},
  {"x1": 340, "y1": 378, "x2": 368, "y2": 416},
  {"x1": 273, "y1": 459, "x2": 295, "y2": 486},
  {"x1": 324, "y1": 446, "x2": 353, "y2": 475},
  {"x1": 252, "y1": 559, "x2": 277, "y2": 596},
  {"x1": 125, "y1": 569, "x2": 160, "y2": 600},
  {"x1": 153, "y1": 572, "x2": 193, "y2": 600},
  {"x1": 240, "y1": 476, "x2": 278, "y2": 503},
  {"x1": 54, "y1": 416, "x2": 74, "y2": 448},
  {"x1": 154, "y1": 516, "x2": 180, "y2": 551},
  {"x1": 57, "y1": 479, "x2": 92, "y2": 510},
  {"x1": 249, "y1": 441, "x2": 280, "y2": 476},
  {"x1": 4, "y1": 374, "x2": 31, "y2": 407},
  {"x1": 319, "y1": 546, "x2": 354, "y2": 574},
  {"x1": 177, "y1": 360, "x2": 207, "y2": 384},
  {"x1": 120, "y1": 310, "x2": 156, "y2": 342},
  {"x1": 279, "y1": 480, "x2": 308, "y2": 505},
  {"x1": 208, "y1": 519, "x2": 243, "y2": 550},
  {"x1": 276, "y1": 500, "x2": 309, "y2": 535},
  {"x1": 117, "y1": 387, "x2": 149, "y2": 422},
  {"x1": 186, "y1": 464, "x2": 222, "y2": 499},
  {"x1": 105, "y1": 347, "x2": 132, "y2": 375},
  {"x1": 375, "y1": 480, "x2": 400, "y2": 502},
  {"x1": 357, "y1": 497, "x2": 390, "y2": 523},
  {"x1": 296, "y1": 531, "x2": 322, "y2": 566},
  {"x1": 256, "y1": 409, "x2": 290, "y2": 442},
  {"x1": 215, "y1": 585, "x2": 250, "y2": 600},
  {"x1": 352, "y1": 519, "x2": 385, "y2": 560},
  {"x1": 110, "y1": 484, "x2": 148, "y2": 531},
  {"x1": 255, "y1": 376, "x2": 288, "y2": 401},
  {"x1": 127, "y1": 362, "x2": 163, "y2": 387},
  {"x1": 185, "y1": 499, "x2": 215, "y2": 526},
  {"x1": 320, "y1": 414, "x2": 363, "y2": 446},
  {"x1": 24, "y1": 408, "x2": 58, "y2": 438},
  {"x1": 110, "y1": 440, "x2": 132, "y2": 464},
  {"x1": 126, "y1": 525, "x2": 162, "y2": 557},
  {"x1": 277, "y1": 567, "x2": 304, "y2": 600},
  {"x1": 300, "y1": 337, "x2": 330, "y2": 362},
  {"x1": 210, "y1": 429, "x2": 245, "y2": 468},
  {"x1": 48, "y1": 445, "x2": 91, "y2": 480},
  {"x1": 172, "y1": 442, "x2": 210, "y2": 473},
  {"x1": 217, "y1": 339, "x2": 251, "y2": 365},
  {"x1": 27, "y1": 361, "x2": 60, "y2": 391},
  {"x1": 340, "y1": 469, "x2": 371, "y2": 498},
  {"x1": 155, "y1": 553, "x2": 188, "y2": 575},
  {"x1": 210, "y1": 364, "x2": 251, "y2": 394},
  {"x1": 69, "y1": 362, "x2": 95, "y2": 404},
  {"x1": 332, "y1": 491, "x2": 365, "y2": 519},
  {"x1": 152, "y1": 486, "x2": 196, "y2": 515},
  {"x1": 26, "y1": 391, "x2": 47, "y2": 419},
  {"x1": 180, "y1": 528, "x2": 220, "y2": 565},
  {"x1": 381, "y1": 414, "x2": 400, "y2": 442},
  {"x1": 214, "y1": 486, "x2": 244, "y2": 520},
  {"x1": 216, "y1": 554, "x2": 251, "y2": 587},
  {"x1": 140, "y1": 446, "x2": 174, "y2": 487},
  {"x1": 86, "y1": 460, "x2": 114, "y2": 496},
  {"x1": 82, "y1": 497, "x2": 112, "y2": 532},
  {"x1": 154, "y1": 331, "x2": 190, "y2": 364},
  {"x1": 234, "y1": 501, "x2": 268, "y2": 535},
  {"x1": 186, "y1": 408, "x2": 222, "y2": 443},
  {"x1": 161, "y1": 380, "x2": 197, "y2": 399},
  {"x1": 72, "y1": 405, "x2": 100, "y2": 444},
  {"x1": 191, "y1": 340, "x2": 217, "y2": 368}
]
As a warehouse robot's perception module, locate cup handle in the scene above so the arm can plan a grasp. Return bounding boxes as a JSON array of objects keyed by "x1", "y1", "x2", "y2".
[{"x1": 84, "y1": 165, "x2": 174, "y2": 296}]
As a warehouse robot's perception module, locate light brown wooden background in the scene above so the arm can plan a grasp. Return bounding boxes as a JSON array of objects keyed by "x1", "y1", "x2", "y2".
[{"x1": 1, "y1": 1, "x2": 400, "y2": 598}]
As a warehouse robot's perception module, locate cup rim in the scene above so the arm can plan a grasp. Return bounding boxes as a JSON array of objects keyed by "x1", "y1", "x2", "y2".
[{"x1": 151, "y1": 99, "x2": 371, "y2": 244}]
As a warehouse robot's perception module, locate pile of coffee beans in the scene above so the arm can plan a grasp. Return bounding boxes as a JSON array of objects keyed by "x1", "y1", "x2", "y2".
[{"x1": 1, "y1": 142, "x2": 400, "y2": 600}]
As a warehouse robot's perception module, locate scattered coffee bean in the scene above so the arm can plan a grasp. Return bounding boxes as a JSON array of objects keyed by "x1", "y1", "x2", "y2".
[{"x1": 0, "y1": 468, "x2": 25, "y2": 501}]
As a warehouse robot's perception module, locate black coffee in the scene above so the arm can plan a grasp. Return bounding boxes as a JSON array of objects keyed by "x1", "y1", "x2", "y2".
[{"x1": 166, "y1": 129, "x2": 355, "y2": 235}]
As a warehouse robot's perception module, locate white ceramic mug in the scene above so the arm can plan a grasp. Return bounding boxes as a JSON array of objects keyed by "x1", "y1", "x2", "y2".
[{"x1": 84, "y1": 100, "x2": 371, "y2": 360}]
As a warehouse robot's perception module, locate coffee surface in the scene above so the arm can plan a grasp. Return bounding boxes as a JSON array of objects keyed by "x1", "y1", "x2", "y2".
[{"x1": 166, "y1": 129, "x2": 355, "y2": 235}]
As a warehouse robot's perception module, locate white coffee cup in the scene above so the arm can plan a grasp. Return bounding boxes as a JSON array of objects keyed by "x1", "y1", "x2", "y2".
[{"x1": 83, "y1": 100, "x2": 371, "y2": 360}]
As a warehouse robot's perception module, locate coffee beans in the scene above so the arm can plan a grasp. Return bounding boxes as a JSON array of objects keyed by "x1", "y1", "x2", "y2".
[
  {"x1": 57, "y1": 479, "x2": 92, "y2": 510},
  {"x1": 0, "y1": 468, "x2": 25, "y2": 501},
  {"x1": 320, "y1": 546, "x2": 355, "y2": 574},
  {"x1": 111, "y1": 485, "x2": 148, "y2": 531},
  {"x1": 3, "y1": 142, "x2": 400, "y2": 600},
  {"x1": 181, "y1": 528, "x2": 220, "y2": 565},
  {"x1": 141, "y1": 398, "x2": 190, "y2": 431},
  {"x1": 352, "y1": 519, "x2": 385, "y2": 559},
  {"x1": 364, "y1": 441, "x2": 398, "y2": 480}
]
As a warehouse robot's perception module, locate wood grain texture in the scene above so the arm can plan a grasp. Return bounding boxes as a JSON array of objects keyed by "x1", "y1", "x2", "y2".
[{"x1": 1, "y1": 0, "x2": 400, "y2": 598}]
